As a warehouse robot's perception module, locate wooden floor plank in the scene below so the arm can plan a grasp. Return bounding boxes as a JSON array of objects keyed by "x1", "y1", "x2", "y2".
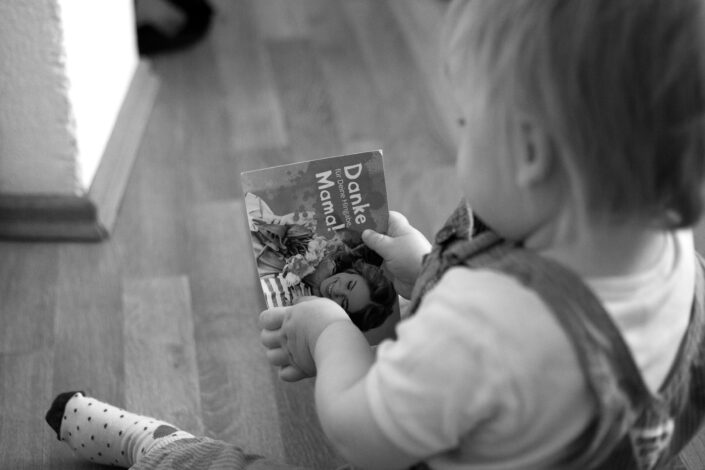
[
  {"x1": 0, "y1": 244, "x2": 60, "y2": 468},
  {"x1": 186, "y1": 200, "x2": 287, "y2": 460},
  {"x1": 249, "y1": 0, "x2": 311, "y2": 40},
  {"x1": 52, "y1": 244, "x2": 124, "y2": 403},
  {"x1": 210, "y1": 0, "x2": 289, "y2": 154},
  {"x1": 111, "y1": 93, "x2": 190, "y2": 278},
  {"x1": 388, "y1": 0, "x2": 457, "y2": 147},
  {"x1": 341, "y1": 0, "x2": 459, "y2": 238},
  {"x1": 341, "y1": 0, "x2": 446, "y2": 160},
  {"x1": 111, "y1": 42, "x2": 238, "y2": 276},
  {"x1": 151, "y1": 40, "x2": 239, "y2": 204},
  {"x1": 0, "y1": 350, "x2": 54, "y2": 470},
  {"x1": 266, "y1": 38, "x2": 342, "y2": 162},
  {"x1": 271, "y1": 377, "x2": 345, "y2": 468},
  {"x1": 123, "y1": 276, "x2": 203, "y2": 434},
  {"x1": 304, "y1": 0, "x2": 385, "y2": 153},
  {"x1": 50, "y1": 243, "x2": 125, "y2": 470},
  {"x1": 0, "y1": 243, "x2": 57, "y2": 354}
]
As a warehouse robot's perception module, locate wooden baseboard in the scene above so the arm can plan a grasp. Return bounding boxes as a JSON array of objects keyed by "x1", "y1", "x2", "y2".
[{"x1": 0, "y1": 60, "x2": 159, "y2": 242}]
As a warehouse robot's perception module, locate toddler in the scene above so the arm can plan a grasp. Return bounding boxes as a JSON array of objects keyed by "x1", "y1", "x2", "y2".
[{"x1": 47, "y1": 0, "x2": 705, "y2": 469}]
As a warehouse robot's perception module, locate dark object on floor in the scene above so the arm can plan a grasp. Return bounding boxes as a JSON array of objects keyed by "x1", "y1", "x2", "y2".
[{"x1": 137, "y1": 0, "x2": 214, "y2": 56}]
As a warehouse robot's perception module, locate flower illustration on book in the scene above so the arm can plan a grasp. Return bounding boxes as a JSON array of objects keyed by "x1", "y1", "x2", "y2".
[{"x1": 280, "y1": 235, "x2": 346, "y2": 287}]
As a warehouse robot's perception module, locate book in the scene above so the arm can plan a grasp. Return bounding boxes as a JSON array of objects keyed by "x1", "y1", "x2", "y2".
[{"x1": 241, "y1": 149, "x2": 397, "y2": 332}]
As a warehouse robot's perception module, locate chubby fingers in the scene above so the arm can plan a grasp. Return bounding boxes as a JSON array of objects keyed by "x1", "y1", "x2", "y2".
[
  {"x1": 363, "y1": 211, "x2": 409, "y2": 251},
  {"x1": 259, "y1": 307, "x2": 288, "y2": 330},
  {"x1": 265, "y1": 347, "x2": 291, "y2": 367},
  {"x1": 279, "y1": 365, "x2": 307, "y2": 382},
  {"x1": 260, "y1": 308, "x2": 289, "y2": 353},
  {"x1": 261, "y1": 335, "x2": 309, "y2": 381},
  {"x1": 388, "y1": 210, "x2": 409, "y2": 226},
  {"x1": 387, "y1": 211, "x2": 411, "y2": 236},
  {"x1": 260, "y1": 327, "x2": 285, "y2": 349}
]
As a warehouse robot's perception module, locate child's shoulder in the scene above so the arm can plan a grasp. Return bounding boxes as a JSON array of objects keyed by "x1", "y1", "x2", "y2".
[
  {"x1": 391, "y1": 265, "x2": 593, "y2": 453},
  {"x1": 418, "y1": 266, "x2": 573, "y2": 354}
]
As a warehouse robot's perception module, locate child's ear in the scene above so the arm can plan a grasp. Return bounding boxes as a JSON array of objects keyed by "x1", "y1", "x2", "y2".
[{"x1": 515, "y1": 119, "x2": 554, "y2": 188}]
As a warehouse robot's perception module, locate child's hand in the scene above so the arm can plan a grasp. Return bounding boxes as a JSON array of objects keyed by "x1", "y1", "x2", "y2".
[
  {"x1": 362, "y1": 211, "x2": 432, "y2": 299},
  {"x1": 259, "y1": 297, "x2": 351, "y2": 382}
]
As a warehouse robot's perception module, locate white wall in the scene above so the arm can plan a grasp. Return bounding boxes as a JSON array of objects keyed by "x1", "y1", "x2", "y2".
[
  {"x1": 0, "y1": 0, "x2": 138, "y2": 195},
  {"x1": 60, "y1": 0, "x2": 138, "y2": 190}
]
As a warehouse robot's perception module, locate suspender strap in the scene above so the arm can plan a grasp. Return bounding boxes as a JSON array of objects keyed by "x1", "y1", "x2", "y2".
[
  {"x1": 475, "y1": 250, "x2": 659, "y2": 468},
  {"x1": 479, "y1": 250, "x2": 705, "y2": 470}
]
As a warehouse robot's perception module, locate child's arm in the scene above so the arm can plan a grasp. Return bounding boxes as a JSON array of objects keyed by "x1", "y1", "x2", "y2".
[
  {"x1": 313, "y1": 320, "x2": 419, "y2": 469},
  {"x1": 362, "y1": 211, "x2": 432, "y2": 299},
  {"x1": 259, "y1": 298, "x2": 419, "y2": 469}
]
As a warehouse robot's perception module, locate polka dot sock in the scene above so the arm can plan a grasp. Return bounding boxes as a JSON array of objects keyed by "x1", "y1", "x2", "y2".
[{"x1": 45, "y1": 391, "x2": 194, "y2": 467}]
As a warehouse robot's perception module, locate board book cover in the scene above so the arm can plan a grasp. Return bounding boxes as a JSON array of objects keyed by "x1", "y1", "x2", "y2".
[{"x1": 240, "y1": 149, "x2": 397, "y2": 332}]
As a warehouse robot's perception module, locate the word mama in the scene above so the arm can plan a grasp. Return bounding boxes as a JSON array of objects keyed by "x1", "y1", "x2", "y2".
[{"x1": 315, "y1": 163, "x2": 370, "y2": 231}]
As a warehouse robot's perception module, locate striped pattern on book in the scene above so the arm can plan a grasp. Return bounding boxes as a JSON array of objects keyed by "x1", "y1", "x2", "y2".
[{"x1": 260, "y1": 275, "x2": 313, "y2": 307}]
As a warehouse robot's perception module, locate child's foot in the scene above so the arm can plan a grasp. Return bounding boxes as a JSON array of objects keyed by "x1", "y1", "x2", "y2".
[{"x1": 45, "y1": 391, "x2": 194, "y2": 467}]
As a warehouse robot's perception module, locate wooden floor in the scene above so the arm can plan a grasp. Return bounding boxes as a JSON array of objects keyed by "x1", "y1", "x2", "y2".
[{"x1": 2, "y1": 1, "x2": 704, "y2": 469}]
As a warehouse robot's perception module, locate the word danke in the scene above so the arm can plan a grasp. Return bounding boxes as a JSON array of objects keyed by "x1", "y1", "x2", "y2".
[
  {"x1": 343, "y1": 164, "x2": 369, "y2": 225},
  {"x1": 315, "y1": 163, "x2": 370, "y2": 230}
]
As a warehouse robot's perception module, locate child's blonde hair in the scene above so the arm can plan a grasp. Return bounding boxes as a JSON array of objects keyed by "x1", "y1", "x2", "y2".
[{"x1": 444, "y1": 0, "x2": 705, "y2": 228}]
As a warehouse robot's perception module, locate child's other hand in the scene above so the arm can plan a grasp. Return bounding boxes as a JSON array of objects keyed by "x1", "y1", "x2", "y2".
[
  {"x1": 362, "y1": 211, "x2": 432, "y2": 299},
  {"x1": 259, "y1": 298, "x2": 351, "y2": 382}
]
